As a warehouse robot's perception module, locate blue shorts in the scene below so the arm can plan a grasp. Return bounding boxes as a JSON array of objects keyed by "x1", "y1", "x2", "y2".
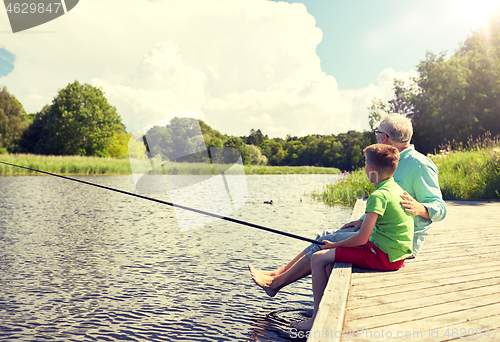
[{"x1": 304, "y1": 229, "x2": 358, "y2": 259}]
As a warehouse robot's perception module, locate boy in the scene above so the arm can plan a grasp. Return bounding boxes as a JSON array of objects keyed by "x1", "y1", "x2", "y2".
[{"x1": 291, "y1": 144, "x2": 414, "y2": 331}]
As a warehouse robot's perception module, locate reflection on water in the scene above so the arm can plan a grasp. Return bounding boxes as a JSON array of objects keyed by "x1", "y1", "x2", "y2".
[{"x1": 0, "y1": 174, "x2": 350, "y2": 341}]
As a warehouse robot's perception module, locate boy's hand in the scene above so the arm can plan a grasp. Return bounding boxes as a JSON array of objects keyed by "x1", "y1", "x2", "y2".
[
  {"x1": 320, "y1": 240, "x2": 336, "y2": 250},
  {"x1": 340, "y1": 219, "x2": 363, "y2": 232}
]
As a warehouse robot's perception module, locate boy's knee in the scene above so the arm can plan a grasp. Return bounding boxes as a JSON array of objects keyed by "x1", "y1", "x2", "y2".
[
  {"x1": 311, "y1": 249, "x2": 334, "y2": 265},
  {"x1": 311, "y1": 251, "x2": 321, "y2": 263}
]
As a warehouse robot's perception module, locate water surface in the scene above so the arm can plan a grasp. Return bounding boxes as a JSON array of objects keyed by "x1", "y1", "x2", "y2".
[{"x1": 0, "y1": 174, "x2": 351, "y2": 341}]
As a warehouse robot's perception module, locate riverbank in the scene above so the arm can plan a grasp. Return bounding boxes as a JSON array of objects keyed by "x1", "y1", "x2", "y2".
[
  {"x1": 315, "y1": 147, "x2": 500, "y2": 205},
  {"x1": 429, "y1": 147, "x2": 500, "y2": 199},
  {"x1": 311, "y1": 170, "x2": 374, "y2": 206},
  {"x1": 0, "y1": 154, "x2": 341, "y2": 176},
  {"x1": 0, "y1": 154, "x2": 132, "y2": 176}
]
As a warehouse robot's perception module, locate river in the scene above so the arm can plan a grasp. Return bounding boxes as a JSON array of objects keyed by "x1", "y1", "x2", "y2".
[{"x1": 0, "y1": 173, "x2": 352, "y2": 341}]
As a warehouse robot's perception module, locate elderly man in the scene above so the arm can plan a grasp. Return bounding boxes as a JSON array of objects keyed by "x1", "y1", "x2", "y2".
[{"x1": 249, "y1": 114, "x2": 447, "y2": 297}]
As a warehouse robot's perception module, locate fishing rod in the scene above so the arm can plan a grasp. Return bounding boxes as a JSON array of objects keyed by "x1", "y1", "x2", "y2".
[{"x1": 0, "y1": 160, "x2": 324, "y2": 245}]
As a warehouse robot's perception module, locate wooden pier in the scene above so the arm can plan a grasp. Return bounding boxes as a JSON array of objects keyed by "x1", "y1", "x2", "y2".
[{"x1": 308, "y1": 199, "x2": 500, "y2": 341}]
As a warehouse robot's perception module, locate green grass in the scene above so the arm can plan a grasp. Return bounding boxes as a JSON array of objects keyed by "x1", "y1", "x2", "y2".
[
  {"x1": 429, "y1": 132, "x2": 500, "y2": 200},
  {"x1": 311, "y1": 170, "x2": 375, "y2": 206},
  {"x1": 0, "y1": 154, "x2": 133, "y2": 176},
  {"x1": 244, "y1": 165, "x2": 340, "y2": 175},
  {"x1": 314, "y1": 133, "x2": 500, "y2": 205},
  {"x1": 0, "y1": 154, "x2": 341, "y2": 176},
  {"x1": 430, "y1": 148, "x2": 500, "y2": 200}
]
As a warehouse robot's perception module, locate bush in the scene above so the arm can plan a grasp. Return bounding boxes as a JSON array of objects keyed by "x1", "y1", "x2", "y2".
[
  {"x1": 430, "y1": 149, "x2": 500, "y2": 199},
  {"x1": 246, "y1": 144, "x2": 268, "y2": 165},
  {"x1": 312, "y1": 170, "x2": 375, "y2": 206},
  {"x1": 428, "y1": 132, "x2": 500, "y2": 200}
]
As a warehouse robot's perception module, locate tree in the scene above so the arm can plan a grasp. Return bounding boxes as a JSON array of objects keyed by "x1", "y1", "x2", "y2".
[
  {"x1": 246, "y1": 144, "x2": 267, "y2": 165},
  {"x1": 21, "y1": 105, "x2": 52, "y2": 154},
  {"x1": 223, "y1": 136, "x2": 251, "y2": 165},
  {"x1": 411, "y1": 21, "x2": 500, "y2": 154},
  {"x1": 246, "y1": 128, "x2": 266, "y2": 146},
  {"x1": 283, "y1": 140, "x2": 306, "y2": 165},
  {"x1": 141, "y1": 117, "x2": 254, "y2": 165},
  {"x1": 373, "y1": 13, "x2": 500, "y2": 155},
  {"x1": 22, "y1": 81, "x2": 124, "y2": 156},
  {"x1": 200, "y1": 119, "x2": 225, "y2": 149},
  {"x1": 324, "y1": 139, "x2": 344, "y2": 168},
  {"x1": 261, "y1": 139, "x2": 285, "y2": 166},
  {"x1": 127, "y1": 133, "x2": 148, "y2": 159},
  {"x1": 368, "y1": 80, "x2": 418, "y2": 131},
  {"x1": 0, "y1": 86, "x2": 29, "y2": 152},
  {"x1": 107, "y1": 131, "x2": 133, "y2": 159}
]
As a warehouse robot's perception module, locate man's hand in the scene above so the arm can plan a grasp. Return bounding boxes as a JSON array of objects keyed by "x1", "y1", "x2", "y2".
[
  {"x1": 320, "y1": 240, "x2": 336, "y2": 250},
  {"x1": 340, "y1": 219, "x2": 363, "y2": 232},
  {"x1": 401, "y1": 191, "x2": 430, "y2": 220}
]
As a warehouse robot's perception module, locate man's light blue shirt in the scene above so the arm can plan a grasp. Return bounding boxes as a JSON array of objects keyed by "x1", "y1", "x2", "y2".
[{"x1": 393, "y1": 145, "x2": 447, "y2": 255}]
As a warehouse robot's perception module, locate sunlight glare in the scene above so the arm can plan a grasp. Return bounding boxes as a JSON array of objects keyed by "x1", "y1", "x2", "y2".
[{"x1": 452, "y1": 0, "x2": 500, "y2": 28}]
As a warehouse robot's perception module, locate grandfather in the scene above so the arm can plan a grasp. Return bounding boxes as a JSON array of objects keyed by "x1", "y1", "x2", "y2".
[{"x1": 249, "y1": 114, "x2": 447, "y2": 297}]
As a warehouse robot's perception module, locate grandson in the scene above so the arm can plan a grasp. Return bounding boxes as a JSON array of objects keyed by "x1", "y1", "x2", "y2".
[{"x1": 291, "y1": 144, "x2": 414, "y2": 331}]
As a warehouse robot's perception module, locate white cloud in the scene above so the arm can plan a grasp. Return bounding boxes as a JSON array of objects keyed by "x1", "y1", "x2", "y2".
[
  {"x1": 340, "y1": 68, "x2": 419, "y2": 132},
  {"x1": 92, "y1": 41, "x2": 208, "y2": 130},
  {"x1": 0, "y1": 0, "x2": 418, "y2": 139},
  {"x1": 242, "y1": 113, "x2": 273, "y2": 125}
]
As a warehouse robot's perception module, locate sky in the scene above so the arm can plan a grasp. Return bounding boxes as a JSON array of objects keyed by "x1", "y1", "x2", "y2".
[{"x1": 1, "y1": 0, "x2": 499, "y2": 139}]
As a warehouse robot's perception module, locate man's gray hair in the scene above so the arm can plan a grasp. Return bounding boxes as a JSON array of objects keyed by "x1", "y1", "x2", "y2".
[{"x1": 379, "y1": 114, "x2": 413, "y2": 143}]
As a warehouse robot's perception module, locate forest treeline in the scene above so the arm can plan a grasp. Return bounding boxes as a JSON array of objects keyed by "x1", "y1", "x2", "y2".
[
  {"x1": 2, "y1": 14, "x2": 500, "y2": 168},
  {"x1": 0, "y1": 82, "x2": 374, "y2": 170},
  {"x1": 240, "y1": 129, "x2": 374, "y2": 170}
]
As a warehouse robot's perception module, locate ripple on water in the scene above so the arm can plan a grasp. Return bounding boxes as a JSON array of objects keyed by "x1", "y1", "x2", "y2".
[{"x1": 0, "y1": 174, "x2": 348, "y2": 341}]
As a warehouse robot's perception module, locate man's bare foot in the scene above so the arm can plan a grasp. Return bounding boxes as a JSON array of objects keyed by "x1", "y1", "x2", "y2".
[
  {"x1": 248, "y1": 264, "x2": 281, "y2": 297},
  {"x1": 290, "y1": 318, "x2": 314, "y2": 331}
]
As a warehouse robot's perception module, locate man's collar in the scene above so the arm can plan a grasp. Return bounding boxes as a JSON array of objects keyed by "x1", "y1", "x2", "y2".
[{"x1": 400, "y1": 144, "x2": 415, "y2": 155}]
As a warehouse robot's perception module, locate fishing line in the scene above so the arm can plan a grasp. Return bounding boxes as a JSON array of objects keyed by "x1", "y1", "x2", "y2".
[{"x1": 0, "y1": 161, "x2": 324, "y2": 245}]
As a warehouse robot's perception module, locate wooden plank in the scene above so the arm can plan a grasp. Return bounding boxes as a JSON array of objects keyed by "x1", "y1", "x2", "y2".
[
  {"x1": 349, "y1": 264, "x2": 500, "y2": 292},
  {"x1": 438, "y1": 318, "x2": 500, "y2": 340},
  {"x1": 308, "y1": 262, "x2": 352, "y2": 342},
  {"x1": 342, "y1": 302, "x2": 500, "y2": 341},
  {"x1": 339, "y1": 200, "x2": 500, "y2": 342},
  {"x1": 349, "y1": 197, "x2": 367, "y2": 222},
  {"x1": 352, "y1": 256, "x2": 500, "y2": 277},
  {"x1": 346, "y1": 283, "x2": 500, "y2": 319},
  {"x1": 307, "y1": 197, "x2": 366, "y2": 342},
  {"x1": 352, "y1": 258, "x2": 500, "y2": 281},
  {"x1": 347, "y1": 275, "x2": 500, "y2": 310},
  {"x1": 343, "y1": 294, "x2": 500, "y2": 332},
  {"x1": 348, "y1": 266, "x2": 500, "y2": 299},
  {"x1": 351, "y1": 258, "x2": 500, "y2": 283}
]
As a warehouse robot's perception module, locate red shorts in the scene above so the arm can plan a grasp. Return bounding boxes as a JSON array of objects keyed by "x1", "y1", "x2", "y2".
[{"x1": 335, "y1": 241, "x2": 405, "y2": 271}]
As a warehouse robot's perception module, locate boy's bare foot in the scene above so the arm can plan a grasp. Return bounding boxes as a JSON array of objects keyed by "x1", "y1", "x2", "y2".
[
  {"x1": 290, "y1": 318, "x2": 314, "y2": 331},
  {"x1": 248, "y1": 264, "x2": 281, "y2": 297},
  {"x1": 258, "y1": 269, "x2": 279, "y2": 276}
]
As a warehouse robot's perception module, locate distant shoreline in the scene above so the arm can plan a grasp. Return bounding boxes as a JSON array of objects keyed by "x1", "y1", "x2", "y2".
[{"x1": 0, "y1": 154, "x2": 341, "y2": 176}]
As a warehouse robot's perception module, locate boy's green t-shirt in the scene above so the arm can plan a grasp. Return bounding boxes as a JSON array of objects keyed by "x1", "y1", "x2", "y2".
[{"x1": 367, "y1": 177, "x2": 414, "y2": 262}]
